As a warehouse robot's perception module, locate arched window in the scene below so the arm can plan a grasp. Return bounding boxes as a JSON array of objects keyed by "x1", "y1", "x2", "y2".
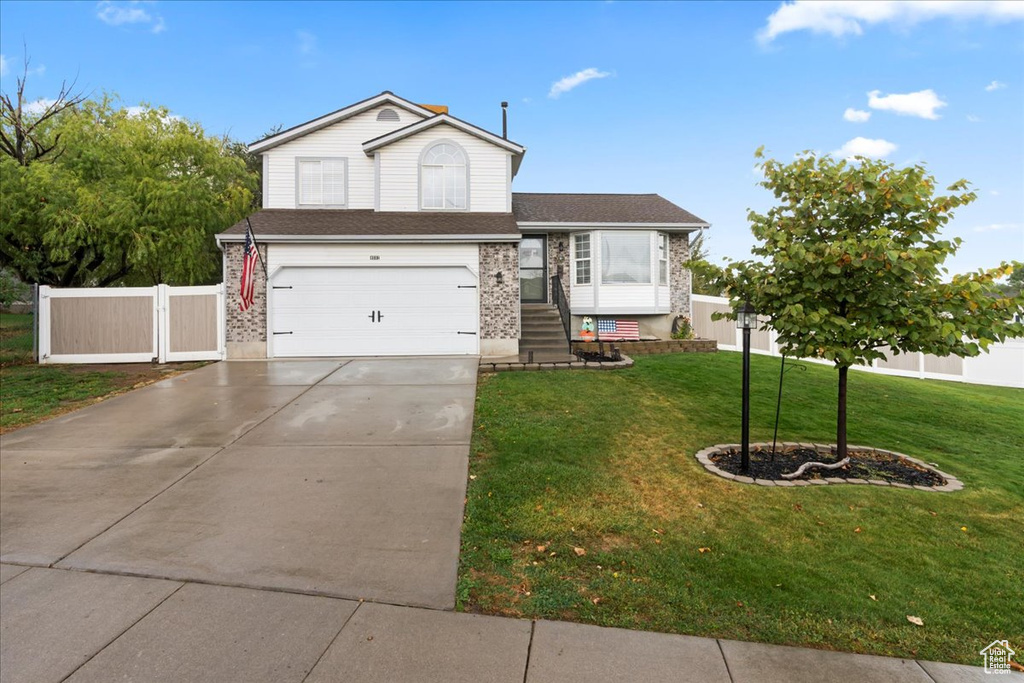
[
  {"x1": 376, "y1": 108, "x2": 400, "y2": 122},
  {"x1": 421, "y1": 141, "x2": 468, "y2": 210}
]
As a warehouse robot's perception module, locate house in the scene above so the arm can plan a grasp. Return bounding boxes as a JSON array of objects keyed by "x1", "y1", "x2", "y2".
[{"x1": 215, "y1": 92, "x2": 709, "y2": 359}]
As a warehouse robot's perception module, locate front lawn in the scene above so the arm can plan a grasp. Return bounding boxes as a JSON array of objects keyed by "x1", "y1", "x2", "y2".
[
  {"x1": 460, "y1": 352, "x2": 1023, "y2": 665},
  {"x1": 0, "y1": 312, "x2": 204, "y2": 432}
]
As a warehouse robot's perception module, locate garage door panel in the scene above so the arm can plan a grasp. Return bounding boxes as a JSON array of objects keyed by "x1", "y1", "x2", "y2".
[{"x1": 270, "y1": 267, "x2": 478, "y2": 357}]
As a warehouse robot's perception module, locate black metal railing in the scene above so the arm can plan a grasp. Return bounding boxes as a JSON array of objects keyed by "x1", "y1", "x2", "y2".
[{"x1": 550, "y1": 275, "x2": 571, "y2": 349}]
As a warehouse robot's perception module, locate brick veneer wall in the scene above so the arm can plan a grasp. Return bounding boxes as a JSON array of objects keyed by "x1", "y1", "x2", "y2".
[
  {"x1": 546, "y1": 232, "x2": 570, "y2": 305},
  {"x1": 479, "y1": 242, "x2": 520, "y2": 342},
  {"x1": 224, "y1": 242, "x2": 268, "y2": 345},
  {"x1": 669, "y1": 232, "x2": 692, "y2": 320}
]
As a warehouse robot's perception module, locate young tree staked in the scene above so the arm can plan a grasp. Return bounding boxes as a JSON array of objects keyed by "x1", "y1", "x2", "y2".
[{"x1": 705, "y1": 149, "x2": 1024, "y2": 458}]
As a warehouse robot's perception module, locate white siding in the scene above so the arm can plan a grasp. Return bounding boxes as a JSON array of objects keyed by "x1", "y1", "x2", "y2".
[
  {"x1": 377, "y1": 125, "x2": 511, "y2": 212},
  {"x1": 268, "y1": 243, "x2": 479, "y2": 273},
  {"x1": 568, "y1": 230, "x2": 668, "y2": 314},
  {"x1": 263, "y1": 105, "x2": 427, "y2": 209}
]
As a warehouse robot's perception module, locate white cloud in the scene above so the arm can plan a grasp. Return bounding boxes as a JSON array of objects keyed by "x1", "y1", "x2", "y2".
[
  {"x1": 23, "y1": 98, "x2": 57, "y2": 116},
  {"x1": 835, "y1": 137, "x2": 898, "y2": 159},
  {"x1": 758, "y1": 1, "x2": 1024, "y2": 44},
  {"x1": 297, "y1": 30, "x2": 317, "y2": 55},
  {"x1": 96, "y1": 1, "x2": 166, "y2": 34},
  {"x1": 843, "y1": 107, "x2": 871, "y2": 122},
  {"x1": 990, "y1": 190, "x2": 1000, "y2": 196},
  {"x1": 973, "y1": 223, "x2": 1020, "y2": 233},
  {"x1": 966, "y1": 114, "x2": 982, "y2": 123},
  {"x1": 0, "y1": 55, "x2": 8, "y2": 78},
  {"x1": 867, "y1": 89, "x2": 946, "y2": 120},
  {"x1": 985, "y1": 80, "x2": 1007, "y2": 91},
  {"x1": 548, "y1": 68, "x2": 611, "y2": 99}
]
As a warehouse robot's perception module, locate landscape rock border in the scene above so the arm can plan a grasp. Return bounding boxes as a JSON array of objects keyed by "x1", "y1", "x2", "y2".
[
  {"x1": 694, "y1": 442, "x2": 963, "y2": 492},
  {"x1": 479, "y1": 355, "x2": 634, "y2": 373}
]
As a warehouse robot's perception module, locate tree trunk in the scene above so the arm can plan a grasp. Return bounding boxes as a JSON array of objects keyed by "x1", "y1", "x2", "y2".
[{"x1": 837, "y1": 365, "x2": 848, "y2": 459}]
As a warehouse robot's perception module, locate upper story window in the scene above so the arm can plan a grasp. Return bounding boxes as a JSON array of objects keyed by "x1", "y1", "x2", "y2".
[
  {"x1": 421, "y1": 141, "x2": 468, "y2": 210},
  {"x1": 574, "y1": 233, "x2": 591, "y2": 285},
  {"x1": 602, "y1": 231, "x2": 651, "y2": 284},
  {"x1": 658, "y1": 233, "x2": 669, "y2": 286},
  {"x1": 297, "y1": 158, "x2": 347, "y2": 207},
  {"x1": 376, "y1": 108, "x2": 400, "y2": 122}
]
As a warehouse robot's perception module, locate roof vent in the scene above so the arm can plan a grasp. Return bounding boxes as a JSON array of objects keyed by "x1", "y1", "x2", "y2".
[{"x1": 376, "y1": 108, "x2": 400, "y2": 122}]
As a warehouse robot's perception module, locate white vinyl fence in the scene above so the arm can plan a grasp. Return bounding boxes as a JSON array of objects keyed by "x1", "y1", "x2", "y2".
[
  {"x1": 38, "y1": 284, "x2": 225, "y2": 364},
  {"x1": 692, "y1": 294, "x2": 1024, "y2": 389}
]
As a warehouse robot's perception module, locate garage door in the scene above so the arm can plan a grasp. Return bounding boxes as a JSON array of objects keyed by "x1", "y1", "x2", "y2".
[{"x1": 270, "y1": 266, "x2": 478, "y2": 357}]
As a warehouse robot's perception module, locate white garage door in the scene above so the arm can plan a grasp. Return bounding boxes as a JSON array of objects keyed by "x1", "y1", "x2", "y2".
[{"x1": 270, "y1": 266, "x2": 478, "y2": 357}]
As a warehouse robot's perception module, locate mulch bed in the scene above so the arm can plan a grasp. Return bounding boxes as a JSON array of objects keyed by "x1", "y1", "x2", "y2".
[
  {"x1": 574, "y1": 350, "x2": 622, "y2": 363},
  {"x1": 711, "y1": 446, "x2": 946, "y2": 486}
]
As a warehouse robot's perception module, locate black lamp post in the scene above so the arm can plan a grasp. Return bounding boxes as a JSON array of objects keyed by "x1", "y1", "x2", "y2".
[{"x1": 736, "y1": 301, "x2": 758, "y2": 473}]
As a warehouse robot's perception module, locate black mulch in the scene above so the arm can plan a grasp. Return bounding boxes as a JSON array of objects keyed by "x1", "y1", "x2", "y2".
[
  {"x1": 574, "y1": 350, "x2": 621, "y2": 362},
  {"x1": 710, "y1": 447, "x2": 946, "y2": 486}
]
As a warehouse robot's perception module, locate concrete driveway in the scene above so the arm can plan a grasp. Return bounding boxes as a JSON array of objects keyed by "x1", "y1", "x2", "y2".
[{"x1": 0, "y1": 357, "x2": 477, "y2": 609}]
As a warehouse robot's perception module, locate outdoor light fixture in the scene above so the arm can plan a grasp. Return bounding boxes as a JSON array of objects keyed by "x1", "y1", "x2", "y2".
[
  {"x1": 736, "y1": 301, "x2": 759, "y2": 331},
  {"x1": 737, "y1": 301, "x2": 758, "y2": 473},
  {"x1": 495, "y1": 271, "x2": 504, "y2": 284}
]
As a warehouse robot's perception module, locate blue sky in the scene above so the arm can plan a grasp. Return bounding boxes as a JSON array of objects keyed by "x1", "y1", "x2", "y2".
[{"x1": 2, "y1": 1, "x2": 1022, "y2": 275}]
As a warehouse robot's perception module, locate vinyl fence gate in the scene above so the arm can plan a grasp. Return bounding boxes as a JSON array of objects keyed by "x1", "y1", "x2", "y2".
[{"x1": 37, "y1": 284, "x2": 225, "y2": 364}]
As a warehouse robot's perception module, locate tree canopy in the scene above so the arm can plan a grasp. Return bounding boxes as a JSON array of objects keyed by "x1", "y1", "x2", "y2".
[
  {"x1": 1, "y1": 85, "x2": 255, "y2": 287},
  {"x1": 703, "y1": 149, "x2": 1024, "y2": 457}
]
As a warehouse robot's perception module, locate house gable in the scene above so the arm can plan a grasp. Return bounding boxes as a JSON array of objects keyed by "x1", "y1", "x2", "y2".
[
  {"x1": 249, "y1": 92, "x2": 435, "y2": 153},
  {"x1": 376, "y1": 122, "x2": 515, "y2": 213},
  {"x1": 262, "y1": 104, "x2": 429, "y2": 210}
]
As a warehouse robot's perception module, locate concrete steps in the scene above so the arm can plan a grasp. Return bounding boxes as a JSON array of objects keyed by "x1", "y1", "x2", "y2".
[{"x1": 520, "y1": 304, "x2": 569, "y2": 353}]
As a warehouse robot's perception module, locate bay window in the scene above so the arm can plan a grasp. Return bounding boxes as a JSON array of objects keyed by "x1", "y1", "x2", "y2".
[
  {"x1": 659, "y1": 233, "x2": 669, "y2": 285},
  {"x1": 574, "y1": 233, "x2": 591, "y2": 285},
  {"x1": 601, "y1": 231, "x2": 651, "y2": 284}
]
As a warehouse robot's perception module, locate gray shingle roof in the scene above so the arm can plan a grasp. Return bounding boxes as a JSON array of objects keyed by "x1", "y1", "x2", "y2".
[
  {"x1": 218, "y1": 210, "x2": 519, "y2": 238},
  {"x1": 512, "y1": 193, "x2": 708, "y2": 225}
]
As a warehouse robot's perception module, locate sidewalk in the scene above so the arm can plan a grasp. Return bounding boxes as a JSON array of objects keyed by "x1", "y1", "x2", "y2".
[{"x1": 1, "y1": 564, "x2": 1010, "y2": 683}]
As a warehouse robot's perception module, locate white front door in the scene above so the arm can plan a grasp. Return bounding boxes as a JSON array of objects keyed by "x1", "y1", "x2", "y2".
[{"x1": 270, "y1": 266, "x2": 478, "y2": 357}]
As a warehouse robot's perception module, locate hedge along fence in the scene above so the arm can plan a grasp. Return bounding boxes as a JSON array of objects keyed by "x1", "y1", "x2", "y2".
[
  {"x1": 691, "y1": 294, "x2": 1024, "y2": 389},
  {"x1": 38, "y1": 284, "x2": 225, "y2": 364}
]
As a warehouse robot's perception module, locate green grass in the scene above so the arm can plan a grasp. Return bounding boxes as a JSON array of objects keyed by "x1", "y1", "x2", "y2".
[
  {"x1": 460, "y1": 352, "x2": 1024, "y2": 665},
  {"x1": 0, "y1": 313, "x2": 34, "y2": 366},
  {"x1": 0, "y1": 311, "x2": 201, "y2": 431}
]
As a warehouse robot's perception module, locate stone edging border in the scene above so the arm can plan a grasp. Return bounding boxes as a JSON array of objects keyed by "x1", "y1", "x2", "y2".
[
  {"x1": 694, "y1": 442, "x2": 963, "y2": 492},
  {"x1": 479, "y1": 355, "x2": 634, "y2": 373}
]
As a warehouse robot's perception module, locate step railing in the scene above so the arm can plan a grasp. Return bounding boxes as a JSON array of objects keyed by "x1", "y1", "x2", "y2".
[{"x1": 550, "y1": 275, "x2": 571, "y2": 350}]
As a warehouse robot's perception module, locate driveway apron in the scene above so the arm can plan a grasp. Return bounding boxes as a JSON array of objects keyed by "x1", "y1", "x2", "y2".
[{"x1": 0, "y1": 358, "x2": 478, "y2": 610}]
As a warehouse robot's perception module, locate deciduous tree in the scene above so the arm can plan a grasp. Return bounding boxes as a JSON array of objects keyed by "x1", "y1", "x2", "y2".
[
  {"x1": 1, "y1": 87, "x2": 255, "y2": 286},
  {"x1": 703, "y1": 150, "x2": 1024, "y2": 458}
]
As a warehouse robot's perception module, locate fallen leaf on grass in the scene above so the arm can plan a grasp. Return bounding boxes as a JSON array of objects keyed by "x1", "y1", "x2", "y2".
[
  {"x1": 698, "y1": 547, "x2": 711, "y2": 554},
  {"x1": 573, "y1": 547, "x2": 586, "y2": 557},
  {"x1": 536, "y1": 545, "x2": 547, "y2": 553},
  {"x1": 11, "y1": 408, "x2": 22, "y2": 413},
  {"x1": 652, "y1": 528, "x2": 664, "y2": 535},
  {"x1": 907, "y1": 615, "x2": 924, "y2": 626},
  {"x1": 591, "y1": 597, "x2": 601, "y2": 605},
  {"x1": 854, "y1": 527, "x2": 862, "y2": 533},
  {"x1": 469, "y1": 474, "x2": 477, "y2": 480},
  {"x1": 960, "y1": 526, "x2": 967, "y2": 532},
  {"x1": 869, "y1": 595, "x2": 877, "y2": 601}
]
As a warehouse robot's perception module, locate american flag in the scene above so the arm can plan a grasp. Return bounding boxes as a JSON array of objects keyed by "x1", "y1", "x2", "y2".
[
  {"x1": 597, "y1": 319, "x2": 640, "y2": 341},
  {"x1": 238, "y1": 223, "x2": 259, "y2": 312}
]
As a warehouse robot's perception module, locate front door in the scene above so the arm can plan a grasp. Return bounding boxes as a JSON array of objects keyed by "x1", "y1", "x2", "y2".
[{"x1": 519, "y1": 235, "x2": 547, "y2": 303}]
